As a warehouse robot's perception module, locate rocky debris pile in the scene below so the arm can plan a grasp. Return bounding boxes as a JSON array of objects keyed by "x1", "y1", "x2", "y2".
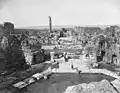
[
  {"x1": 63, "y1": 79, "x2": 118, "y2": 93},
  {"x1": 22, "y1": 46, "x2": 33, "y2": 65},
  {"x1": 24, "y1": 51, "x2": 33, "y2": 65}
]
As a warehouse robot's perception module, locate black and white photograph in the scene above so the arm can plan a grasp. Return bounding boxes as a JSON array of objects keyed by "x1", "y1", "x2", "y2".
[{"x1": 0, "y1": 0, "x2": 120, "y2": 93}]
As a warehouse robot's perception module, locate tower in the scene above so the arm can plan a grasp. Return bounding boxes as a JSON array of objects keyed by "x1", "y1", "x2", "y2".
[
  {"x1": 4, "y1": 22, "x2": 14, "y2": 35},
  {"x1": 48, "y1": 16, "x2": 52, "y2": 32}
]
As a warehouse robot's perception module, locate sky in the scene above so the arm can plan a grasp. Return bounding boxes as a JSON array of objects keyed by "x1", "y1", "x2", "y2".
[{"x1": 0, "y1": 0, "x2": 120, "y2": 27}]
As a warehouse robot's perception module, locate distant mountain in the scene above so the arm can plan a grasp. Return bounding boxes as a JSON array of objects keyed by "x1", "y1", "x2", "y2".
[
  {"x1": 15, "y1": 24, "x2": 120, "y2": 30},
  {"x1": 15, "y1": 25, "x2": 75, "y2": 29}
]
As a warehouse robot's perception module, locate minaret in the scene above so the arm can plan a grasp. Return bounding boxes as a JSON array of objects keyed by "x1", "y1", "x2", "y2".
[{"x1": 48, "y1": 16, "x2": 52, "y2": 32}]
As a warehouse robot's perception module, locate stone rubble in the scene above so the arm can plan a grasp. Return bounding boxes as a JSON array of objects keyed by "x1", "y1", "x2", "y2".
[
  {"x1": 63, "y1": 79, "x2": 118, "y2": 93},
  {"x1": 111, "y1": 79, "x2": 120, "y2": 93}
]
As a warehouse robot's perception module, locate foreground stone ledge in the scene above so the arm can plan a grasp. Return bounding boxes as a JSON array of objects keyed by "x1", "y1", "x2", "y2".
[
  {"x1": 111, "y1": 79, "x2": 120, "y2": 93},
  {"x1": 63, "y1": 79, "x2": 118, "y2": 93}
]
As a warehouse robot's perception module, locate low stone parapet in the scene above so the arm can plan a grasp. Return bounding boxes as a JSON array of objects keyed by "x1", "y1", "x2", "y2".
[{"x1": 89, "y1": 69, "x2": 120, "y2": 79}]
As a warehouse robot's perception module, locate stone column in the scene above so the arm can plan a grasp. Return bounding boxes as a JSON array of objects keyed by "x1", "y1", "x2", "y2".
[
  {"x1": 50, "y1": 52, "x2": 54, "y2": 62},
  {"x1": 48, "y1": 16, "x2": 52, "y2": 44},
  {"x1": 48, "y1": 16, "x2": 52, "y2": 33}
]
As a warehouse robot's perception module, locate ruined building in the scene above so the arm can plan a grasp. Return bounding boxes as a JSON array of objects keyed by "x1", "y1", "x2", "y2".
[{"x1": 0, "y1": 22, "x2": 28, "y2": 71}]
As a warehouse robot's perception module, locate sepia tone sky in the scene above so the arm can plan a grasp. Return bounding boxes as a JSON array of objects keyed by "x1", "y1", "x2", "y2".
[{"x1": 0, "y1": 0, "x2": 120, "y2": 27}]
